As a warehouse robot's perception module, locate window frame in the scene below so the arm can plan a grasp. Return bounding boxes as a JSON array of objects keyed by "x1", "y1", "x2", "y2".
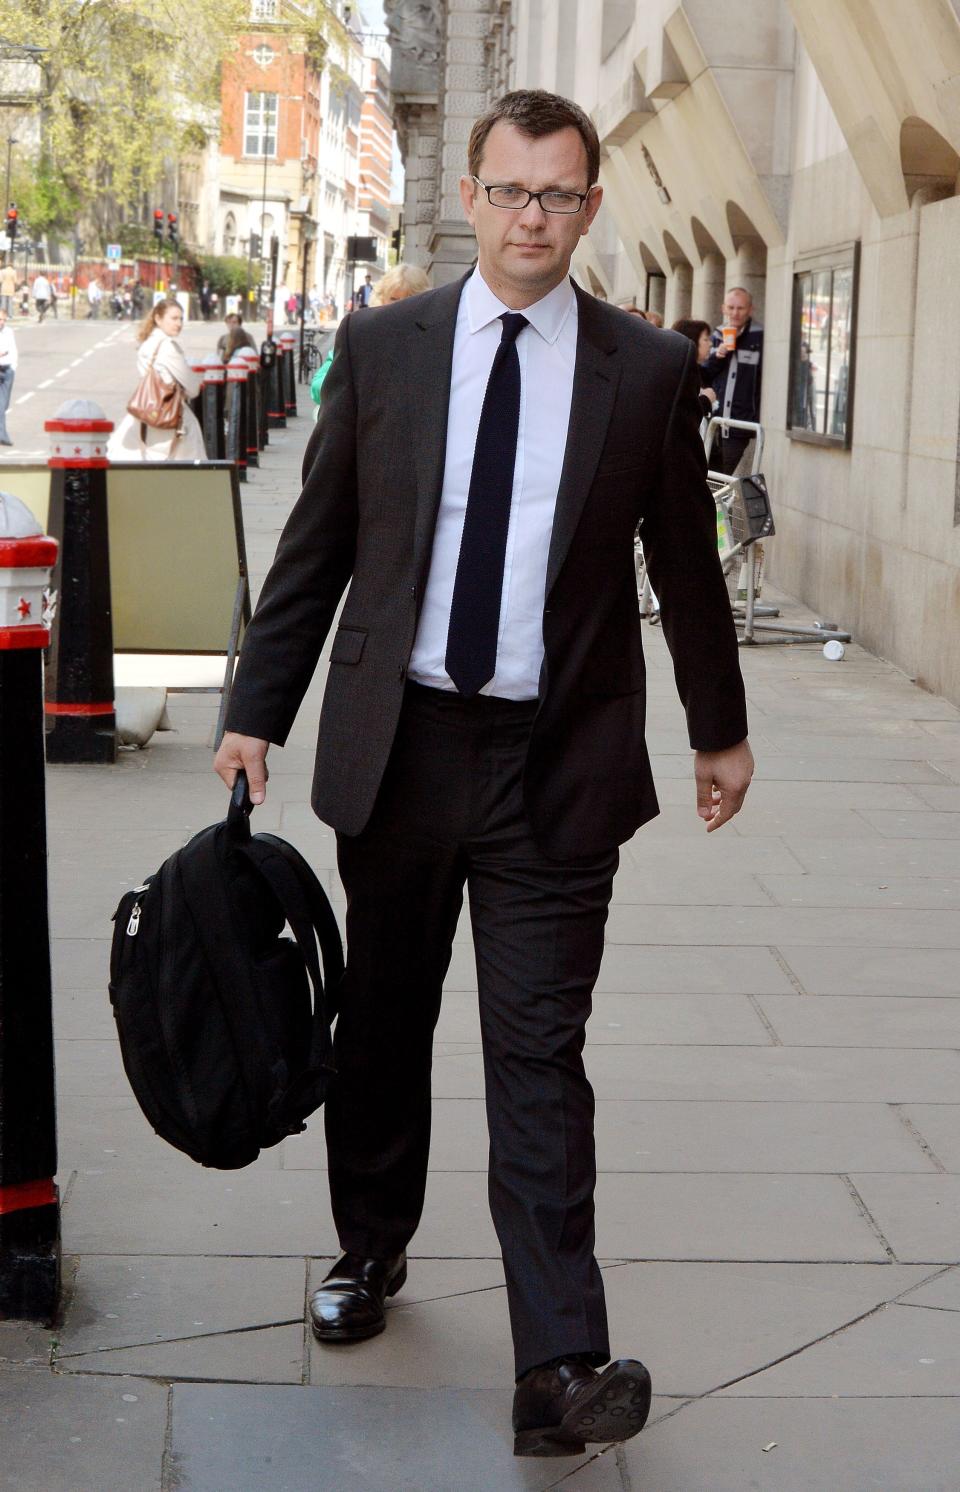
[
  {"x1": 243, "y1": 91, "x2": 279, "y2": 160},
  {"x1": 787, "y1": 240, "x2": 860, "y2": 450}
]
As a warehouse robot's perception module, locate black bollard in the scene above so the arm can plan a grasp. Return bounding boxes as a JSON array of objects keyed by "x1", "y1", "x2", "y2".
[
  {"x1": 279, "y1": 331, "x2": 298, "y2": 418},
  {"x1": 0, "y1": 495, "x2": 62, "y2": 1321},
  {"x1": 189, "y1": 359, "x2": 206, "y2": 436},
  {"x1": 237, "y1": 348, "x2": 261, "y2": 467},
  {"x1": 225, "y1": 356, "x2": 249, "y2": 481},
  {"x1": 260, "y1": 337, "x2": 286, "y2": 430},
  {"x1": 201, "y1": 357, "x2": 226, "y2": 460},
  {"x1": 43, "y1": 404, "x2": 117, "y2": 765}
]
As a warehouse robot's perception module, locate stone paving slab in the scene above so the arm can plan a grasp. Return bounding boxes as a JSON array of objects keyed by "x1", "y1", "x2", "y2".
[
  {"x1": 755, "y1": 874, "x2": 960, "y2": 909},
  {"x1": 624, "y1": 1396, "x2": 960, "y2": 1491},
  {"x1": 772, "y1": 944, "x2": 960, "y2": 997},
  {"x1": 431, "y1": 990, "x2": 774, "y2": 1047},
  {"x1": 900, "y1": 1265, "x2": 960, "y2": 1311},
  {"x1": 899, "y1": 1106, "x2": 960, "y2": 1170},
  {"x1": 716, "y1": 1296, "x2": 960, "y2": 1395},
  {"x1": 0, "y1": 1370, "x2": 167, "y2": 1492},
  {"x1": 444, "y1": 941, "x2": 798, "y2": 994},
  {"x1": 781, "y1": 837, "x2": 960, "y2": 876},
  {"x1": 847, "y1": 1176, "x2": 960, "y2": 1261},
  {"x1": 280, "y1": 1096, "x2": 931, "y2": 1175},
  {"x1": 605, "y1": 902, "x2": 960, "y2": 948},
  {"x1": 756, "y1": 994, "x2": 960, "y2": 1047},
  {"x1": 429, "y1": 1043, "x2": 960, "y2": 1103},
  {"x1": 166, "y1": 1382, "x2": 624, "y2": 1491},
  {"x1": 56, "y1": 1255, "x2": 306, "y2": 1356},
  {"x1": 61, "y1": 1323, "x2": 306, "y2": 1385}
]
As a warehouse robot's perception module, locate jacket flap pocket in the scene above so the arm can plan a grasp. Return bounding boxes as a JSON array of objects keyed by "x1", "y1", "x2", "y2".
[{"x1": 329, "y1": 626, "x2": 367, "y2": 665}]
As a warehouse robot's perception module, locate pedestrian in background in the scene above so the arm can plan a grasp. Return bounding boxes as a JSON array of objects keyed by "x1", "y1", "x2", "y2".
[
  {"x1": 107, "y1": 299, "x2": 205, "y2": 462},
  {"x1": 0, "y1": 261, "x2": 16, "y2": 315},
  {"x1": 368, "y1": 262, "x2": 430, "y2": 306},
  {"x1": 217, "y1": 311, "x2": 256, "y2": 362},
  {"x1": 672, "y1": 317, "x2": 718, "y2": 420},
  {"x1": 86, "y1": 278, "x2": 103, "y2": 319},
  {"x1": 32, "y1": 271, "x2": 52, "y2": 323},
  {"x1": 700, "y1": 286, "x2": 763, "y2": 474},
  {"x1": 0, "y1": 307, "x2": 18, "y2": 445}
]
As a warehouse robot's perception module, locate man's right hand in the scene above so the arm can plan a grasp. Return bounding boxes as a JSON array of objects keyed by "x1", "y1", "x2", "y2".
[
  {"x1": 214, "y1": 731, "x2": 270, "y2": 804},
  {"x1": 713, "y1": 342, "x2": 729, "y2": 359}
]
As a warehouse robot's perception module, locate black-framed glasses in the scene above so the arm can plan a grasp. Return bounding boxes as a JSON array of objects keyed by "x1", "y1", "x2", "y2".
[{"x1": 471, "y1": 176, "x2": 592, "y2": 215}]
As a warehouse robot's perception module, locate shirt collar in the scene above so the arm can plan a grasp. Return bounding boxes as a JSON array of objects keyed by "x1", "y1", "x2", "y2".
[{"x1": 466, "y1": 266, "x2": 575, "y2": 346}]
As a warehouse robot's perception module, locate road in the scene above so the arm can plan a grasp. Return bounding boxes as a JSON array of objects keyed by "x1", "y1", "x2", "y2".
[{"x1": 0, "y1": 311, "x2": 268, "y2": 460}]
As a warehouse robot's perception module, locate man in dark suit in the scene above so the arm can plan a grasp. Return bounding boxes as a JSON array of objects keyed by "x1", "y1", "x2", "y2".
[{"x1": 215, "y1": 89, "x2": 753, "y2": 1458}]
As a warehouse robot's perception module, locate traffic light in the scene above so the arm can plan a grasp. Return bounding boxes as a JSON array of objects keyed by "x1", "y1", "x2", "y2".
[
  {"x1": 153, "y1": 208, "x2": 164, "y2": 243},
  {"x1": 249, "y1": 232, "x2": 261, "y2": 259},
  {"x1": 166, "y1": 212, "x2": 178, "y2": 248},
  {"x1": 390, "y1": 225, "x2": 401, "y2": 257},
  {"x1": 5, "y1": 205, "x2": 17, "y2": 244}
]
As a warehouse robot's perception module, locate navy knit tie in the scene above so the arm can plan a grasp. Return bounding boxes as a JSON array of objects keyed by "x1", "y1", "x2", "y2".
[{"x1": 445, "y1": 311, "x2": 528, "y2": 697}]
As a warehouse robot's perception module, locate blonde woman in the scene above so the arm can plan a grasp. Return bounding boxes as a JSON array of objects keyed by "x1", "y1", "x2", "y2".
[
  {"x1": 369, "y1": 263, "x2": 430, "y2": 306},
  {"x1": 108, "y1": 299, "x2": 205, "y2": 461},
  {"x1": 310, "y1": 264, "x2": 432, "y2": 418}
]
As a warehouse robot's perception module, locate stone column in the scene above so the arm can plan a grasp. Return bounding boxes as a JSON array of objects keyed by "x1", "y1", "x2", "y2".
[
  {"x1": 664, "y1": 261, "x2": 693, "y2": 325},
  {"x1": 692, "y1": 249, "x2": 725, "y2": 326}
]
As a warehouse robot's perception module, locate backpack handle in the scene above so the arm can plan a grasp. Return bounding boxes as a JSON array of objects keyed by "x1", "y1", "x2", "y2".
[{"x1": 228, "y1": 769, "x2": 254, "y2": 840}]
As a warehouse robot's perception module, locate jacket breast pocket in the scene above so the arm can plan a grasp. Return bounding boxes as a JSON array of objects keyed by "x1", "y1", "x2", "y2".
[{"x1": 328, "y1": 625, "x2": 367, "y2": 665}]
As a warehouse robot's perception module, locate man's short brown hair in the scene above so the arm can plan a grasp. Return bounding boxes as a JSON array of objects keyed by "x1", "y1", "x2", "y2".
[{"x1": 468, "y1": 90, "x2": 601, "y2": 188}]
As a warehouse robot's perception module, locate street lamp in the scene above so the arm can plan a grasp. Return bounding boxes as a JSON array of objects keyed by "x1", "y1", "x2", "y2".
[{"x1": 3, "y1": 138, "x2": 15, "y2": 266}]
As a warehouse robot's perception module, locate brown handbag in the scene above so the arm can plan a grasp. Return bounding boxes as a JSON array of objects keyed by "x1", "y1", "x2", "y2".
[{"x1": 127, "y1": 350, "x2": 183, "y2": 430}]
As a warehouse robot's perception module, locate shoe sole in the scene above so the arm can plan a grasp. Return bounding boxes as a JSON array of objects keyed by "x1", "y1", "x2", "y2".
[
  {"x1": 310, "y1": 1261, "x2": 407, "y2": 1344},
  {"x1": 514, "y1": 1360, "x2": 652, "y2": 1457}
]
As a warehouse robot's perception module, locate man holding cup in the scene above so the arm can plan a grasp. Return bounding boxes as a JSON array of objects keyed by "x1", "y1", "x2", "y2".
[{"x1": 702, "y1": 286, "x2": 763, "y2": 474}]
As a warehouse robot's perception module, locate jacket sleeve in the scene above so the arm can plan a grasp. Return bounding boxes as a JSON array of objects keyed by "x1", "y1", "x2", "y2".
[
  {"x1": 158, "y1": 337, "x2": 202, "y2": 398},
  {"x1": 224, "y1": 316, "x2": 359, "y2": 745},
  {"x1": 640, "y1": 339, "x2": 748, "y2": 752}
]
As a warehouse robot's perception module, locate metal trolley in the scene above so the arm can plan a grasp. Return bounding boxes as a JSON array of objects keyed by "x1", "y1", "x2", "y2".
[{"x1": 637, "y1": 417, "x2": 852, "y2": 647}]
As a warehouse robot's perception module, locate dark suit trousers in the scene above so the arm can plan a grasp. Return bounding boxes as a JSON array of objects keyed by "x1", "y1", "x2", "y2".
[{"x1": 326, "y1": 681, "x2": 618, "y2": 1377}]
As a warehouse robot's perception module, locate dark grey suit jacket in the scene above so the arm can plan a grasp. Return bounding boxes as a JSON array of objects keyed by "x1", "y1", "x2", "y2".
[{"x1": 226, "y1": 275, "x2": 748, "y2": 859}]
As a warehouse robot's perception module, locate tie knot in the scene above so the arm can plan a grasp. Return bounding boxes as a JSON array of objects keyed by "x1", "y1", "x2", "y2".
[{"x1": 499, "y1": 312, "x2": 528, "y2": 345}]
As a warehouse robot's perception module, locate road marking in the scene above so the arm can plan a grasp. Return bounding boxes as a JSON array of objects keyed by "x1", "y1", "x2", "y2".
[
  {"x1": 55, "y1": 368, "x2": 70, "y2": 378},
  {"x1": 37, "y1": 378, "x2": 53, "y2": 388},
  {"x1": 70, "y1": 359, "x2": 84, "y2": 367},
  {"x1": 15, "y1": 391, "x2": 36, "y2": 404}
]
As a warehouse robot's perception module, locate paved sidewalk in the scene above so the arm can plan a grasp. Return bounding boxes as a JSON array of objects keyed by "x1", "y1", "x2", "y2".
[{"x1": 2, "y1": 411, "x2": 960, "y2": 1491}]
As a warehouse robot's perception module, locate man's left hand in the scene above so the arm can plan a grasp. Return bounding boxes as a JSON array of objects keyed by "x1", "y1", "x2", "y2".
[{"x1": 694, "y1": 739, "x2": 754, "y2": 832}]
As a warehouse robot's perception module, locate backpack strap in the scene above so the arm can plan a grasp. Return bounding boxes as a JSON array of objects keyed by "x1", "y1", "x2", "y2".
[{"x1": 242, "y1": 833, "x2": 344, "y2": 1067}]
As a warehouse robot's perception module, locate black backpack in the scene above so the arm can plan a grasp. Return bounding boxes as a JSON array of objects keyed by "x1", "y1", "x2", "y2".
[{"x1": 109, "y1": 773, "x2": 343, "y2": 1169}]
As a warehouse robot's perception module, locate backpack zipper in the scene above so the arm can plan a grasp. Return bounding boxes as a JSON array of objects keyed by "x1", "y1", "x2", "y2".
[{"x1": 126, "y1": 885, "x2": 150, "y2": 936}]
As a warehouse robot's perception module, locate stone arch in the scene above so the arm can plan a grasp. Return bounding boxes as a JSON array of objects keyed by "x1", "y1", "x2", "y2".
[
  {"x1": 585, "y1": 266, "x2": 607, "y2": 300},
  {"x1": 639, "y1": 240, "x2": 666, "y2": 318},
  {"x1": 724, "y1": 202, "x2": 767, "y2": 320},
  {"x1": 900, "y1": 116, "x2": 960, "y2": 201},
  {"x1": 662, "y1": 231, "x2": 692, "y2": 324},
  {"x1": 690, "y1": 216, "x2": 725, "y2": 325},
  {"x1": 222, "y1": 212, "x2": 237, "y2": 255}
]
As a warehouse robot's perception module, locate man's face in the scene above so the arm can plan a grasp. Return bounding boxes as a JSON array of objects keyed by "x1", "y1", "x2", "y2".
[
  {"x1": 722, "y1": 291, "x2": 752, "y2": 330},
  {"x1": 460, "y1": 122, "x2": 602, "y2": 305}
]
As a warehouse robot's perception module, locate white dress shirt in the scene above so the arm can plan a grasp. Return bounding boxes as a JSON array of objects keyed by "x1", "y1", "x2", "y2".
[
  {"x1": 0, "y1": 324, "x2": 18, "y2": 372},
  {"x1": 408, "y1": 267, "x2": 577, "y2": 700}
]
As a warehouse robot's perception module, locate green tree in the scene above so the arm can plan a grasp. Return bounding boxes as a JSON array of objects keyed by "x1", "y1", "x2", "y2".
[{"x1": 0, "y1": 0, "x2": 248, "y2": 245}]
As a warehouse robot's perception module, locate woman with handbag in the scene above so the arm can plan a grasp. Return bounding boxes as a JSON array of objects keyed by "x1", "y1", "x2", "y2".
[{"x1": 107, "y1": 299, "x2": 205, "y2": 461}]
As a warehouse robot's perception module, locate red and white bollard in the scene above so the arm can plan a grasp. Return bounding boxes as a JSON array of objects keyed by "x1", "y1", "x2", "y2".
[
  {"x1": 0, "y1": 491, "x2": 62, "y2": 1321},
  {"x1": 236, "y1": 345, "x2": 261, "y2": 467},
  {"x1": 278, "y1": 329, "x2": 298, "y2": 418},
  {"x1": 43, "y1": 399, "x2": 117, "y2": 764}
]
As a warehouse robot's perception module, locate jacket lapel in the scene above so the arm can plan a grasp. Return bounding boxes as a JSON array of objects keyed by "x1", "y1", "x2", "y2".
[
  {"x1": 409, "y1": 276, "x2": 469, "y2": 583},
  {"x1": 545, "y1": 284, "x2": 621, "y2": 596}
]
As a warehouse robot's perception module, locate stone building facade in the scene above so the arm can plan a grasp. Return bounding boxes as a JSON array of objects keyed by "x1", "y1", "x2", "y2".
[{"x1": 386, "y1": 0, "x2": 960, "y2": 706}]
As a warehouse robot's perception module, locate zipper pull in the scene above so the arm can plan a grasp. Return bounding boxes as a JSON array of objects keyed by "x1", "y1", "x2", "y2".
[{"x1": 126, "y1": 902, "x2": 142, "y2": 936}]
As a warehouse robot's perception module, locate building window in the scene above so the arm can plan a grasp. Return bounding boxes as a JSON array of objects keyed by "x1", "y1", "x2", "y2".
[
  {"x1": 788, "y1": 243, "x2": 859, "y2": 447},
  {"x1": 250, "y1": 0, "x2": 278, "y2": 19},
  {"x1": 244, "y1": 92, "x2": 278, "y2": 157},
  {"x1": 223, "y1": 212, "x2": 237, "y2": 254}
]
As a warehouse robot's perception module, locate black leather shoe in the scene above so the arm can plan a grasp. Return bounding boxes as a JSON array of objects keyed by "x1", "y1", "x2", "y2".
[
  {"x1": 512, "y1": 1356, "x2": 652, "y2": 1457},
  {"x1": 308, "y1": 1252, "x2": 407, "y2": 1343}
]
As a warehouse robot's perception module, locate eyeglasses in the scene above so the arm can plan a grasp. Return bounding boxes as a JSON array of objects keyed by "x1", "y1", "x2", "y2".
[{"x1": 471, "y1": 176, "x2": 592, "y2": 215}]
